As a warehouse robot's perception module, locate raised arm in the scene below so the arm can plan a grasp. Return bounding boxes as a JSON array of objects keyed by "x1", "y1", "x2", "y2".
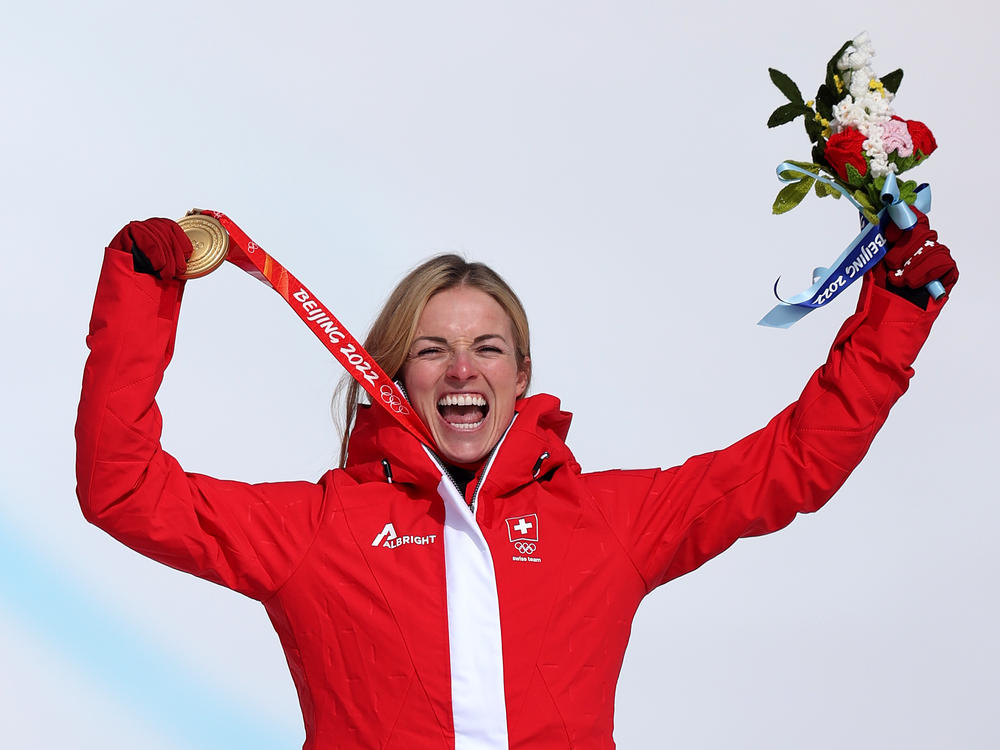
[
  {"x1": 76, "y1": 220, "x2": 325, "y2": 601},
  {"x1": 588, "y1": 224, "x2": 956, "y2": 592}
]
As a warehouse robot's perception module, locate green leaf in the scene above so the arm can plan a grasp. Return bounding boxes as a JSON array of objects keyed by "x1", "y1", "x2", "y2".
[
  {"x1": 767, "y1": 102, "x2": 811, "y2": 128},
  {"x1": 768, "y1": 68, "x2": 804, "y2": 103},
  {"x1": 804, "y1": 115, "x2": 824, "y2": 143},
  {"x1": 815, "y1": 84, "x2": 837, "y2": 120},
  {"x1": 845, "y1": 162, "x2": 867, "y2": 188},
  {"x1": 891, "y1": 152, "x2": 922, "y2": 174},
  {"x1": 814, "y1": 180, "x2": 844, "y2": 199},
  {"x1": 777, "y1": 161, "x2": 820, "y2": 181},
  {"x1": 869, "y1": 185, "x2": 884, "y2": 210},
  {"x1": 777, "y1": 162, "x2": 825, "y2": 184},
  {"x1": 772, "y1": 177, "x2": 815, "y2": 215},
  {"x1": 811, "y1": 141, "x2": 828, "y2": 168},
  {"x1": 852, "y1": 189, "x2": 879, "y2": 224},
  {"x1": 881, "y1": 68, "x2": 903, "y2": 94},
  {"x1": 898, "y1": 179, "x2": 918, "y2": 205},
  {"x1": 852, "y1": 189, "x2": 874, "y2": 211}
]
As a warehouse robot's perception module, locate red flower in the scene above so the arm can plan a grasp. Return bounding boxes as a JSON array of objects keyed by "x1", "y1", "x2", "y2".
[
  {"x1": 825, "y1": 127, "x2": 868, "y2": 182},
  {"x1": 904, "y1": 118, "x2": 937, "y2": 158}
]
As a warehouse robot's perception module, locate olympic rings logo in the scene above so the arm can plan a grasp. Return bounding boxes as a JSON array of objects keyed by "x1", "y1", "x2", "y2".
[
  {"x1": 514, "y1": 541, "x2": 536, "y2": 555},
  {"x1": 380, "y1": 384, "x2": 410, "y2": 415}
]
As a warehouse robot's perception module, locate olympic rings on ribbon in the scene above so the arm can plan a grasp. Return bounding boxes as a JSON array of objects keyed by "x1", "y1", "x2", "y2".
[
  {"x1": 380, "y1": 384, "x2": 410, "y2": 415},
  {"x1": 514, "y1": 541, "x2": 536, "y2": 555}
]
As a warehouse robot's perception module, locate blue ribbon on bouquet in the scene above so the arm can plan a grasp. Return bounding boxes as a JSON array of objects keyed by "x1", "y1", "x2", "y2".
[{"x1": 758, "y1": 165, "x2": 940, "y2": 329}]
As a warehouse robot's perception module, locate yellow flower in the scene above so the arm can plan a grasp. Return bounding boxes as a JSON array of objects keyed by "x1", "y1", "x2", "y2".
[
  {"x1": 869, "y1": 79, "x2": 885, "y2": 96},
  {"x1": 834, "y1": 74, "x2": 843, "y2": 94},
  {"x1": 814, "y1": 112, "x2": 829, "y2": 127},
  {"x1": 806, "y1": 99, "x2": 815, "y2": 108}
]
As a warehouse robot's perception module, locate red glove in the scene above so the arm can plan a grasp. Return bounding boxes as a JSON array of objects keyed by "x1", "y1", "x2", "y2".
[
  {"x1": 882, "y1": 208, "x2": 959, "y2": 295},
  {"x1": 107, "y1": 218, "x2": 192, "y2": 280}
]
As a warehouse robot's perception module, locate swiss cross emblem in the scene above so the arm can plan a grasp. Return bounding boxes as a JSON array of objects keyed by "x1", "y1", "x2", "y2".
[{"x1": 506, "y1": 514, "x2": 538, "y2": 543}]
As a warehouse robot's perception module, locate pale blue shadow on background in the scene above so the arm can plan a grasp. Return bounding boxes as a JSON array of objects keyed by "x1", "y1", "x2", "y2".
[{"x1": 0, "y1": 498, "x2": 302, "y2": 749}]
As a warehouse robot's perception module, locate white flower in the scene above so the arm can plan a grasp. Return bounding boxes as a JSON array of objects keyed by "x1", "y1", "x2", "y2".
[
  {"x1": 867, "y1": 152, "x2": 896, "y2": 178},
  {"x1": 848, "y1": 69, "x2": 874, "y2": 99},
  {"x1": 834, "y1": 31, "x2": 897, "y2": 129},
  {"x1": 864, "y1": 125, "x2": 885, "y2": 158},
  {"x1": 862, "y1": 123, "x2": 898, "y2": 177},
  {"x1": 829, "y1": 34, "x2": 897, "y2": 139},
  {"x1": 838, "y1": 31, "x2": 875, "y2": 73},
  {"x1": 830, "y1": 90, "x2": 894, "y2": 136},
  {"x1": 819, "y1": 33, "x2": 916, "y2": 180},
  {"x1": 831, "y1": 96, "x2": 866, "y2": 132}
]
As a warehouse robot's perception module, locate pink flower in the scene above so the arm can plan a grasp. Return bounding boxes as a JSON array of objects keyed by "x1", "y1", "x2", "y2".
[{"x1": 881, "y1": 119, "x2": 914, "y2": 157}]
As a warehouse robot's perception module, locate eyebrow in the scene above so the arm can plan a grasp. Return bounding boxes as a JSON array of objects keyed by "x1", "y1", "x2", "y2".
[{"x1": 411, "y1": 334, "x2": 508, "y2": 346}]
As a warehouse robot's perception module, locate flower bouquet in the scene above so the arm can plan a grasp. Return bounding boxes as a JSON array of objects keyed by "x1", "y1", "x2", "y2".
[
  {"x1": 767, "y1": 31, "x2": 936, "y2": 225},
  {"x1": 758, "y1": 32, "x2": 942, "y2": 328}
]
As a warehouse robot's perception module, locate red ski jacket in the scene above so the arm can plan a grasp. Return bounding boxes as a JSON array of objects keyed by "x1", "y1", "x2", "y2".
[{"x1": 76, "y1": 248, "x2": 943, "y2": 749}]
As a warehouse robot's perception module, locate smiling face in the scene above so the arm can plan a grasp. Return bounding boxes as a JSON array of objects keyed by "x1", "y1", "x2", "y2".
[{"x1": 402, "y1": 285, "x2": 529, "y2": 467}]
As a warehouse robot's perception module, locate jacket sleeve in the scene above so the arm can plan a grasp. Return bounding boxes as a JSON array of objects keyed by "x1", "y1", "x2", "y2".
[
  {"x1": 585, "y1": 275, "x2": 945, "y2": 592},
  {"x1": 75, "y1": 248, "x2": 326, "y2": 601}
]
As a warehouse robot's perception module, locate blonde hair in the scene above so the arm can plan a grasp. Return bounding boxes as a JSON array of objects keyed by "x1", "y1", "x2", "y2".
[{"x1": 335, "y1": 254, "x2": 530, "y2": 467}]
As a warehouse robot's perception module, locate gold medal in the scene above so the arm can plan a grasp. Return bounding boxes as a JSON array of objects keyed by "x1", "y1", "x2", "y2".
[{"x1": 177, "y1": 212, "x2": 230, "y2": 279}]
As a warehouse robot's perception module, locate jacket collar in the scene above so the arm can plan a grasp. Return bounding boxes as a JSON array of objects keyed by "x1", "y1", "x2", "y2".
[{"x1": 343, "y1": 393, "x2": 579, "y2": 495}]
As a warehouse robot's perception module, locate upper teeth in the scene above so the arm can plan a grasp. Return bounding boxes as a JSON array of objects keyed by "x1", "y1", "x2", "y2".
[{"x1": 438, "y1": 393, "x2": 487, "y2": 407}]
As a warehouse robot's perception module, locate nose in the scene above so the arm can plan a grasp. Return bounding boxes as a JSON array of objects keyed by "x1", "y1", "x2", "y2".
[{"x1": 445, "y1": 348, "x2": 475, "y2": 381}]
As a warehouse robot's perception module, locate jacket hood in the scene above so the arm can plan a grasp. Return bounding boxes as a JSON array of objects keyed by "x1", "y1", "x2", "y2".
[{"x1": 344, "y1": 393, "x2": 580, "y2": 496}]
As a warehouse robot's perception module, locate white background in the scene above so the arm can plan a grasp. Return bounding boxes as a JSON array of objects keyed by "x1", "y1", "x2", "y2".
[{"x1": 1, "y1": 1, "x2": 996, "y2": 747}]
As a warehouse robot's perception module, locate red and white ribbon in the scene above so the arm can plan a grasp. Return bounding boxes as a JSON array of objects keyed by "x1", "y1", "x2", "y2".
[{"x1": 194, "y1": 210, "x2": 435, "y2": 448}]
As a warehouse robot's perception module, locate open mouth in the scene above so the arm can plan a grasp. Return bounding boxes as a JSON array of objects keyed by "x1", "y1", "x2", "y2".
[{"x1": 437, "y1": 393, "x2": 489, "y2": 430}]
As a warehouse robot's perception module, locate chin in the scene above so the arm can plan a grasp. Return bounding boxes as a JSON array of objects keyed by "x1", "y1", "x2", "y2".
[
  {"x1": 433, "y1": 424, "x2": 496, "y2": 466},
  {"x1": 437, "y1": 442, "x2": 490, "y2": 467}
]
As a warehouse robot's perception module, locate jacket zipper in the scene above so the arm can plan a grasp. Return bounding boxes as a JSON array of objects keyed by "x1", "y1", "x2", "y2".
[{"x1": 467, "y1": 414, "x2": 518, "y2": 516}]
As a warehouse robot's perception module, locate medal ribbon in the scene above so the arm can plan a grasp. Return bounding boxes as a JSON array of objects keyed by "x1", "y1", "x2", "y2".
[{"x1": 190, "y1": 209, "x2": 436, "y2": 448}]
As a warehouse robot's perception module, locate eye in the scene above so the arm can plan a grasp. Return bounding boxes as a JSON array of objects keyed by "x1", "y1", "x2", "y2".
[
  {"x1": 477, "y1": 345, "x2": 503, "y2": 354},
  {"x1": 414, "y1": 346, "x2": 446, "y2": 358}
]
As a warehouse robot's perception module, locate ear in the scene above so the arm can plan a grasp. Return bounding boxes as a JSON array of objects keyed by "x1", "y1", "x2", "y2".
[{"x1": 515, "y1": 356, "x2": 531, "y2": 398}]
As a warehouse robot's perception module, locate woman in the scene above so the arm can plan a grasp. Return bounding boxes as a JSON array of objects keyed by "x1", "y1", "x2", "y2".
[{"x1": 76, "y1": 216, "x2": 956, "y2": 749}]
